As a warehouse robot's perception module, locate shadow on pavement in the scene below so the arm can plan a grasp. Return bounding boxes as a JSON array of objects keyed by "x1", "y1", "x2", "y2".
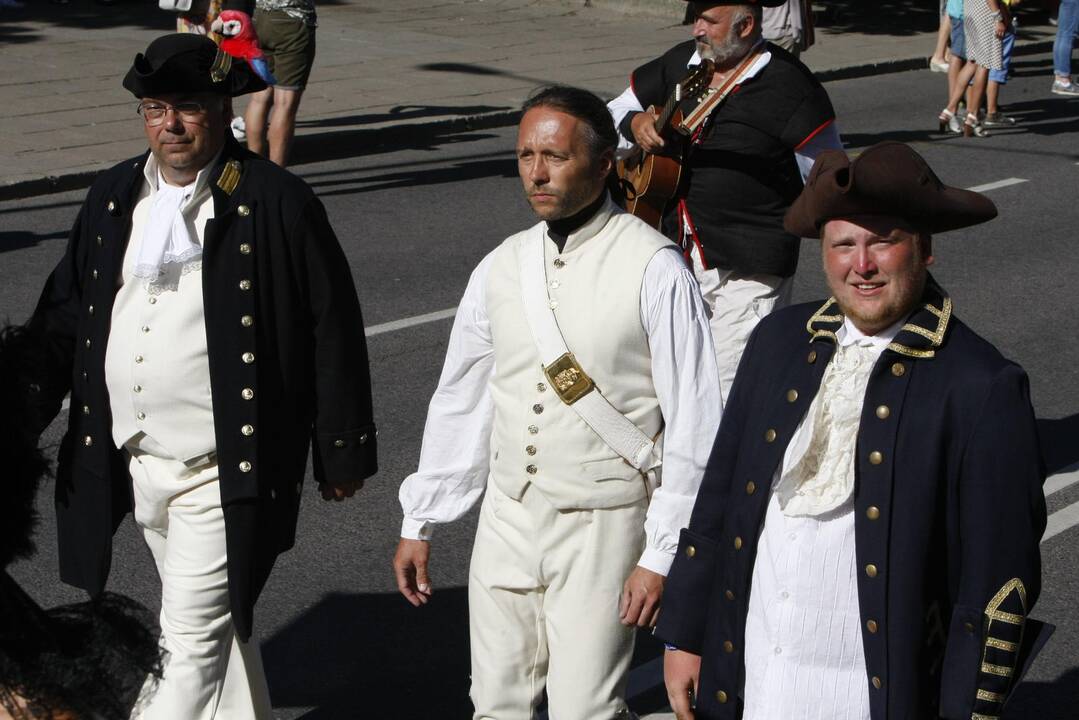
[
  {"x1": 297, "y1": 104, "x2": 513, "y2": 130},
  {"x1": 1005, "y1": 666, "x2": 1079, "y2": 718},
  {"x1": 814, "y1": 0, "x2": 940, "y2": 37},
  {"x1": 312, "y1": 157, "x2": 517, "y2": 197},
  {"x1": 262, "y1": 590, "x2": 669, "y2": 719},
  {"x1": 0, "y1": 230, "x2": 67, "y2": 254},
  {"x1": 1038, "y1": 415, "x2": 1079, "y2": 476}
]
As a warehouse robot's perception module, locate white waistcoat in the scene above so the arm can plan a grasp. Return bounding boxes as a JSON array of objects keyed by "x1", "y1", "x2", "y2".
[
  {"x1": 105, "y1": 162, "x2": 217, "y2": 462},
  {"x1": 485, "y1": 200, "x2": 670, "y2": 510}
]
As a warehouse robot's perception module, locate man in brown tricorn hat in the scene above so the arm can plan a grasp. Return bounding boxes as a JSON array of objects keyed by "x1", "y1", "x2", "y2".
[
  {"x1": 655, "y1": 142, "x2": 1051, "y2": 720},
  {"x1": 24, "y1": 33, "x2": 377, "y2": 718}
]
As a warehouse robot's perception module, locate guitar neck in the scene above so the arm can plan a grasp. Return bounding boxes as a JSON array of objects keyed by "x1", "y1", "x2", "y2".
[{"x1": 653, "y1": 92, "x2": 679, "y2": 134}]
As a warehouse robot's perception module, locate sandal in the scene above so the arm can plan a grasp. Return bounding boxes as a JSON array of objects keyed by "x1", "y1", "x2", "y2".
[
  {"x1": 938, "y1": 108, "x2": 961, "y2": 134},
  {"x1": 963, "y1": 113, "x2": 988, "y2": 137}
]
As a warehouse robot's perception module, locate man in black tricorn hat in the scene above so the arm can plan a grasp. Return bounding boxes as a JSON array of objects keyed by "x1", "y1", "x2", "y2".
[
  {"x1": 608, "y1": 0, "x2": 841, "y2": 406},
  {"x1": 656, "y1": 142, "x2": 1050, "y2": 720},
  {"x1": 24, "y1": 33, "x2": 377, "y2": 718}
]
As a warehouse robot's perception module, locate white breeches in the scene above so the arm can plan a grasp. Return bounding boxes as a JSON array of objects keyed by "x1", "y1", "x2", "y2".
[
  {"x1": 689, "y1": 245, "x2": 794, "y2": 405},
  {"x1": 127, "y1": 450, "x2": 272, "y2": 720},
  {"x1": 468, "y1": 481, "x2": 646, "y2": 720}
]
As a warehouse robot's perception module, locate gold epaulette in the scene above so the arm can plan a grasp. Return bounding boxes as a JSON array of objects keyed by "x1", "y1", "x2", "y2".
[{"x1": 217, "y1": 159, "x2": 242, "y2": 196}]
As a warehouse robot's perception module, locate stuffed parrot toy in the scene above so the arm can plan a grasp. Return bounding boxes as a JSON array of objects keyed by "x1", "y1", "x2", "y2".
[{"x1": 211, "y1": 10, "x2": 276, "y2": 86}]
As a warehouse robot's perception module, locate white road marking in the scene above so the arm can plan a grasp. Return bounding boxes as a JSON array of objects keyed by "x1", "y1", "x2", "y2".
[
  {"x1": 965, "y1": 177, "x2": 1028, "y2": 193},
  {"x1": 1045, "y1": 470, "x2": 1079, "y2": 498},
  {"x1": 364, "y1": 307, "x2": 458, "y2": 337},
  {"x1": 1044, "y1": 500, "x2": 1079, "y2": 542}
]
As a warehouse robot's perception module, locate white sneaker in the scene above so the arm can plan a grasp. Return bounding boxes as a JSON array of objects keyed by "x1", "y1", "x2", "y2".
[{"x1": 1051, "y1": 78, "x2": 1079, "y2": 96}]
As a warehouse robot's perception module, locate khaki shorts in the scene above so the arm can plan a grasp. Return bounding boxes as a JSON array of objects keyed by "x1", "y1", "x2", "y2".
[{"x1": 253, "y1": 8, "x2": 316, "y2": 90}]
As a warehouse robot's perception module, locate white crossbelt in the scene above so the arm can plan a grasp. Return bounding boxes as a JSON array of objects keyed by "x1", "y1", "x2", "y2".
[{"x1": 518, "y1": 225, "x2": 656, "y2": 471}]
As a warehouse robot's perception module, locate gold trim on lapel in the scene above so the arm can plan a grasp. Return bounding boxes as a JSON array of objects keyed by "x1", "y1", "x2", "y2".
[
  {"x1": 217, "y1": 159, "x2": 242, "y2": 196},
  {"x1": 806, "y1": 297, "x2": 843, "y2": 344},
  {"x1": 888, "y1": 293, "x2": 952, "y2": 359}
]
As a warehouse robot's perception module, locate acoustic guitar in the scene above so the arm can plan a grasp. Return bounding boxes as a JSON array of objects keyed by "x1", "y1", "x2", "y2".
[{"x1": 617, "y1": 59, "x2": 715, "y2": 229}]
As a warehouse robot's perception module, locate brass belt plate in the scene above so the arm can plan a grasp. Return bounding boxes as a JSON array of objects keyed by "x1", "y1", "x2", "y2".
[{"x1": 544, "y1": 352, "x2": 595, "y2": 405}]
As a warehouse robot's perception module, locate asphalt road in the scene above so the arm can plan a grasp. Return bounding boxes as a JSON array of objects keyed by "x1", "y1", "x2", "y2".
[{"x1": 2, "y1": 51, "x2": 1078, "y2": 719}]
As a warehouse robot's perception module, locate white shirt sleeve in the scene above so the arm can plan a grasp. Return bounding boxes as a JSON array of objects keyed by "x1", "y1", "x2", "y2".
[
  {"x1": 794, "y1": 120, "x2": 844, "y2": 183},
  {"x1": 608, "y1": 86, "x2": 645, "y2": 158},
  {"x1": 636, "y1": 248, "x2": 723, "y2": 575},
  {"x1": 398, "y1": 252, "x2": 497, "y2": 541}
]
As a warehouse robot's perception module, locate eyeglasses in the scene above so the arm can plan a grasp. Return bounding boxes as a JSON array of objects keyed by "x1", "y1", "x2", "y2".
[{"x1": 136, "y1": 100, "x2": 211, "y2": 126}]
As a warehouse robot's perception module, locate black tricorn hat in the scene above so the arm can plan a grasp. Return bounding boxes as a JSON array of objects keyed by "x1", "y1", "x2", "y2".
[
  {"x1": 784, "y1": 141, "x2": 998, "y2": 238},
  {"x1": 123, "y1": 33, "x2": 266, "y2": 98}
]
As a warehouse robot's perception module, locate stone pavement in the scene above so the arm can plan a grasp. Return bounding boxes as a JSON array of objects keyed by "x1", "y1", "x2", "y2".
[{"x1": 0, "y1": 0, "x2": 1058, "y2": 200}]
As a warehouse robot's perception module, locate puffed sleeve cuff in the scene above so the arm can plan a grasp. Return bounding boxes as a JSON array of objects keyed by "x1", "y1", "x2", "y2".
[
  {"x1": 401, "y1": 516, "x2": 434, "y2": 541},
  {"x1": 313, "y1": 424, "x2": 378, "y2": 487},
  {"x1": 653, "y1": 529, "x2": 718, "y2": 654},
  {"x1": 619, "y1": 111, "x2": 642, "y2": 143},
  {"x1": 638, "y1": 546, "x2": 675, "y2": 576}
]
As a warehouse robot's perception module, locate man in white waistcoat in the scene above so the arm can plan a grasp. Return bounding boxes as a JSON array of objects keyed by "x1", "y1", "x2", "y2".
[
  {"x1": 392, "y1": 86, "x2": 721, "y2": 719},
  {"x1": 24, "y1": 34, "x2": 377, "y2": 720}
]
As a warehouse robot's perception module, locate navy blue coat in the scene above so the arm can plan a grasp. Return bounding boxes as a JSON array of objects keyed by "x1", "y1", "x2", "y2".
[
  {"x1": 657, "y1": 279, "x2": 1048, "y2": 720},
  {"x1": 25, "y1": 138, "x2": 377, "y2": 640}
]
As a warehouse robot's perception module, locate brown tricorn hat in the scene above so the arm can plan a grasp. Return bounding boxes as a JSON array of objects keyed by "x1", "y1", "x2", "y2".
[{"x1": 784, "y1": 141, "x2": 998, "y2": 238}]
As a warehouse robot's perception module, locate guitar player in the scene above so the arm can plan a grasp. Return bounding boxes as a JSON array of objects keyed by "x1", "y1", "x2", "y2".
[{"x1": 608, "y1": 0, "x2": 841, "y2": 403}]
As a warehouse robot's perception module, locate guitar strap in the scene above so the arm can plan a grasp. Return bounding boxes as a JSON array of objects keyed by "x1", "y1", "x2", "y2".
[
  {"x1": 517, "y1": 221, "x2": 657, "y2": 472},
  {"x1": 678, "y1": 46, "x2": 765, "y2": 135}
]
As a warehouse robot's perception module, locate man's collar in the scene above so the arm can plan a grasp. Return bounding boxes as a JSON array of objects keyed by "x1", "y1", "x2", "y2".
[
  {"x1": 806, "y1": 275, "x2": 954, "y2": 359},
  {"x1": 545, "y1": 193, "x2": 618, "y2": 255}
]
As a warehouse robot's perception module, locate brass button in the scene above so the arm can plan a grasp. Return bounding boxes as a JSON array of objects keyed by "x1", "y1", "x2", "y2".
[
  {"x1": 82, "y1": 405, "x2": 90, "y2": 415},
  {"x1": 241, "y1": 388, "x2": 254, "y2": 400},
  {"x1": 239, "y1": 243, "x2": 252, "y2": 255},
  {"x1": 82, "y1": 372, "x2": 88, "y2": 381},
  {"x1": 725, "y1": 590, "x2": 735, "y2": 601},
  {"x1": 106, "y1": 201, "x2": 117, "y2": 214},
  {"x1": 96, "y1": 234, "x2": 104, "y2": 246},
  {"x1": 716, "y1": 690, "x2": 728, "y2": 704},
  {"x1": 88, "y1": 305, "x2": 94, "y2": 315},
  {"x1": 867, "y1": 620, "x2": 878, "y2": 633},
  {"x1": 528, "y1": 425, "x2": 539, "y2": 435},
  {"x1": 536, "y1": 382, "x2": 547, "y2": 392},
  {"x1": 239, "y1": 461, "x2": 252, "y2": 472},
  {"x1": 241, "y1": 424, "x2": 254, "y2": 436},
  {"x1": 526, "y1": 445, "x2": 537, "y2": 456},
  {"x1": 876, "y1": 405, "x2": 890, "y2": 419},
  {"x1": 237, "y1": 204, "x2": 251, "y2": 217},
  {"x1": 270, "y1": 488, "x2": 277, "y2": 500},
  {"x1": 148, "y1": 296, "x2": 157, "y2": 304},
  {"x1": 869, "y1": 451, "x2": 883, "y2": 465},
  {"x1": 83, "y1": 435, "x2": 93, "y2": 447},
  {"x1": 85, "y1": 339, "x2": 91, "y2": 348},
  {"x1": 764, "y1": 428, "x2": 777, "y2": 443},
  {"x1": 242, "y1": 352, "x2": 255, "y2": 364},
  {"x1": 360, "y1": 433, "x2": 369, "y2": 444},
  {"x1": 733, "y1": 536, "x2": 743, "y2": 550},
  {"x1": 532, "y1": 404, "x2": 544, "y2": 414},
  {"x1": 745, "y1": 481, "x2": 756, "y2": 495},
  {"x1": 526, "y1": 464, "x2": 537, "y2": 475},
  {"x1": 723, "y1": 640, "x2": 734, "y2": 653},
  {"x1": 137, "y1": 411, "x2": 146, "y2": 421},
  {"x1": 872, "y1": 676, "x2": 882, "y2": 689},
  {"x1": 141, "y1": 325, "x2": 150, "y2": 333},
  {"x1": 865, "y1": 564, "x2": 878, "y2": 578},
  {"x1": 685, "y1": 545, "x2": 696, "y2": 558},
  {"x1": 553, "y1": 258, "x2": 565, "y2": 268},
  {"x1": 334, "y1": 439, "x2": 346, "y2": 448},
  {"x1": 964, "y1": 622, "x2": 975, "y2": 634},
  {"x1": 807, "y1": 350, "x2": 817, "y2": 364},
  {"x1": 135, "y1": 355, "x2": 143, "y2": 363},
  {"x1": 549, "y1": 300, "x2": 558, "y2": 309},
  {"x1": 92, "y1": 269, "x2": 99, "y2": 280},
  {"x1": 891, "y1": 362, "x2": 906, "y2": 377},
  {"x1": 866, "y1": 506, "x2": 880, "y2": 520},
  {"x1": 241, "y1": 315, "x2": 254, "y2": 327},
  {"x1": 239, "y1": 279, "x2": 252, "y2": 291},
  {"x1": 786, "y1": 389, "x2": 798, "y2": 403},
  {"x1": 133, "y1": 384, "x2": 142, "y2": 393}
]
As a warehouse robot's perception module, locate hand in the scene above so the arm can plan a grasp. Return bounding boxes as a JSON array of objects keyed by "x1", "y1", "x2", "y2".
[
  {"x1": 619, "y1": 566, "x2": 664, "y2": 627},
  {"x1": 319, "y1": 477, "x2": 364, "y2": 502},
  {"x1": 995, "y1": 18, "x2": 1007, "y2": 38},
  {"x1": 664, "y1": 648, "x2": 701, "y2": 720},
  {"x1": 631, "y1": 111, "x2": 665, "y2": 153},
  {"x1": 393, "y1": 538, "x2": 433, "y2": 607}
]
